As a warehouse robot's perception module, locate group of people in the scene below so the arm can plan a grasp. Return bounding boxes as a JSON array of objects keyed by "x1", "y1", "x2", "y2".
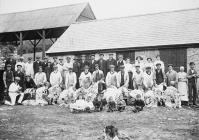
[{"x1": 0, "y1": 53, "x2": 198, "y2": 112}]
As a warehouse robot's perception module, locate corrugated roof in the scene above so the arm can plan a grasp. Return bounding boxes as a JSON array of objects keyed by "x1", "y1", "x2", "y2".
[
  {"x1": 0, "y1": 3, "x2": 95, "y2": 33},
  {"x1": 47, "y1": 8, "x2": 199, "y2": 54}
]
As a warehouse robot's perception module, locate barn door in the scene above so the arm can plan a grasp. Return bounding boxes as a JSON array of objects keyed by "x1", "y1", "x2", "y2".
[
  {"x1": 159, "y1": 48, "x2": 187, "y2": 72},
  {"x1": 116, "y1": 50, "x2": 135, "y2": 64}
]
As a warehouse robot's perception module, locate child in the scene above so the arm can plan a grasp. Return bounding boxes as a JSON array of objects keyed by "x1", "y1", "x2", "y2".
[
  {"x1": 116, "y1": 95, "x2": 126, "y2": 112},
  {"x1": 85, "y1": 96, "x2": 95, "y2": 113},
  {"x1": 35, "y1": 82, "x2": 50, "y2": 106},
  {"x1": 107, "y1": 97, "x2": 116, "y2": 112},
  {"x1": 132, "y1": 94, "x2": 145, "y2": 113},
  {"x1": 93, "y1": 94, "x2": 107, "y2": 112}
]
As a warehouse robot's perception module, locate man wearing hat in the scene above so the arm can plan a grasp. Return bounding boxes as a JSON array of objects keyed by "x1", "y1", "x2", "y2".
[
  {"x1": 154, "y1": 55, "x2": 165, "y2": 72},
  {"x1": 33, "y1": 56, "x2": 42, "y2": 74},
  {"x1": 25, "y1": 57, "x2": 34, "y2": 78},
  {"x1": 166, "y1": 64, "x2": 177, "y2": 87},
  {"x1": 14, "y1": 64, "x2": 25, "y2": 91},
  {"x1": 106, "y1": 65, "x2": 118, "y2": 88},
  {"x1": 79, "y1": 55, "x2": 89, "y2": 72},
  {"x1": 145, "y1": 57, "x2": 154, "y2": 72},
  {"x1": 50, "y1": 64, "x2": 62, "y2": 87},
  {"x1": 187, "y1": 62, "x2": 199, "y2": 106},
  {"x1": 4, "y1": 76, "x2": 24, "y2": 105},
  {"x1": 117, "y1": 65, "x2": 129, "y2": 96},
  {"x1": 92, "y1": 64, "x2": 104, "y2": 83},
  {"x1": 0, "y1": 58, "x2": 5, "y2": 103},
  {"x1": 142, "y1": 65, "x2": 156, "y2": 91},
  {"x1": 15, "y1": 56, "x2": 25, "y2": 72},
  {"x1": 89, "y1": 54, "x2": 97, "y2": 73},
  {"x1": 116, "y1": 54, "x2": 125, "y2": 72},
  {"x1": 106, "y1": 53, "x2": 117, "y2": 73},
  {"x1": 3, "y1": 64, "x2": 14, "y2": 92},
  {"x1": 34, "y1": 66, "x2": 47, "y2": 87},
  {"x1": 79, "y1": 65, "x2": 92, "y2": 89},
  {"x1": 42, "y1": 57, "x2": 48, "y2": 71},
  {"x1": 73, "y1": 56, "x2": 80, "y2": 88},
  {"x1": 132, "y1": 64, "x2": 143, "y2": 90},
  {"x1": 97, "y1": 53, "x2": 107, "y2": 76},
  {"x1": 64, "y1": 67, "x2": 77, "y2": 90},
  {"x1": 5, "y1": 54, "x2": 16, "y2": 71},
  {"x1": 154, "y1": 63, "x2": 166, "y2": 91},
  {"x1": 64, "y1": 56, "x2": 73, "y2": 72},
  {"x1": 135, "y1": 56, "x2": 144, "y2": 72}
]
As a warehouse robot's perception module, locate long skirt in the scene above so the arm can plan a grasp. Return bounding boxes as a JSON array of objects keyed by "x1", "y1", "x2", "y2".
[{"x1": 178, "y1": 82, "x2": 188, "y2": 101}]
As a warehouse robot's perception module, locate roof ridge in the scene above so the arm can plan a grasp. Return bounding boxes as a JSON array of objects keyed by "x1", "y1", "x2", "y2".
[
  {"x1": 73, "y1": 7, "x2": 199, "y2": 25},
  {"x1": 0, "y1": 2, "x2": 88, "y2": 16}
]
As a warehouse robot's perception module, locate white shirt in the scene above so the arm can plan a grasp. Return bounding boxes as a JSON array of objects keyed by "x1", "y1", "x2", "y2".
[
  {"x1": 50, "y1": 70, "x2": 62, "y2": 87},
  {"x1": 57, "y1": 63, "x2": 64, "y2": 73},
  {"x1": 79, "y1": 72, "x2": 92, "y2": 89},
  {"x1": 34, "y1": 72, "x2": 47, "y2": 85},
  {"x1": 63, "y1": 61, "x2": 73, "y2": 71},
  {"x1": 9, "y1": 82, "x2": 20, "y2": 93},
  {"x1": 15, "y1": 62, "x2": 25, "y2": 72},
  {"x1": 124, "y1": 63, "x2": 134, "y2": 73},
  {"x1": 154, "y1": 60, "x2": 165, "y2": 72},
  {"x1": 25, "y1": 62, "x2": 34, "y2": 77},
  {"x1": 106, "y1": 71, "x2": 118, "y2": 87},
  {"x1": 143, "y1": 72, "x2": 155, "y2": 88},
  {"x1": 65, "y1": 72, "x2": 77, "y2": 89},
  {"x1": 133, "y1": 70, "x2": 143, "y2": 85}
]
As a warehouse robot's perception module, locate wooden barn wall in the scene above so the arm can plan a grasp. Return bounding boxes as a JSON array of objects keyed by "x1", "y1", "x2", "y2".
[{"x1": 135, "y1": 49, "x2": 159, "y2": 63}]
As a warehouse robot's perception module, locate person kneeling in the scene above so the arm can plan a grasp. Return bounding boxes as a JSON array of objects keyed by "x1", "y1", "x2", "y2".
[
  {"x1": 116, "y1": 95, "x2": 126, "y2": 112},
  {"x1": 107, "y1": 97, "x2": 116, "y2": 112},
  {"x1": 5, "y1": 77, "x2": 24, "y2": 105},
  {"x1": 93, "y1": 94, "x2": 107, "y2": 112},
  {"x1": 132, "y1": 94, "x2": 145, "y2": 113}
]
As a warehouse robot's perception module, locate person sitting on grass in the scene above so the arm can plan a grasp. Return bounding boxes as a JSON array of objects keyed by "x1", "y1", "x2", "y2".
[
  {"x1": 132, "y1": 94, "x2": 145, "y2": 113},
  {"x1": 84, "y1": 96, "x2": 95, "y2": 113},
  {"x1": 107, "y1": 96, "x2": 116, "y2": 112},
  {"x1": 23, "y1": 75, "x2": 37, "y2": 100},
  {"x1": 93, "y1": 94, "x2": 107, "y2": 112},
  {"x1": 116, "y1": 94, "x2": 126, "y2": 112},
  {"x1": 5, "y1": 76, "x2": 24, "y2": 106},
  {"x1": 69, "y1": 94, "x2": 87, "y2": 113}
]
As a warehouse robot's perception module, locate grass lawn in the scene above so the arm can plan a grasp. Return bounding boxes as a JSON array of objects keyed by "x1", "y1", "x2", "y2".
[{"x1": 0, "y1": 105, "x2": 199, "y2": 140}]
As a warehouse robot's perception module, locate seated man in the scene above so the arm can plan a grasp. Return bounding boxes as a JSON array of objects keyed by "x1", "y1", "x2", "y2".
[
  {"x1": 23, "y1": 75, "x2": 37, "y2": 100},
  {"x1": 34, "y1": 66, "x2": 47, "y2": 87},
  {"x1": 5, "y1": 77, "x2": 24, "y2": 105}
]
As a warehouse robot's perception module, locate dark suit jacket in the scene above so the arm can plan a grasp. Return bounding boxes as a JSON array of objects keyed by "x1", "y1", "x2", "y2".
[
  {"x1": 73, "y1": 62, "x2": 80, "y2": 77},
  {"x1": 97, "y1": 59, "x2": 107, "y2": 75},
  {"x1": 42, "y1": 62, "x2": 48, "y2": 71},
  {"x1": 14, "y1": 71, "x2": 25, "y2": 90},
  {"x1": 5, "y1": 58, "x2": 16, "y2": 71},
  {"x1": 33, "y1": 61, "x2": 42, "y2": 74},
  {"x1": 80, "y1": 60, "x2": 89, "y2": 72},
  {"x1": 89, "y1": 60, "x2": 97, "y2": 73},
  {"x1": 106, "y1": 59, "x2": 117, "y2": 72}
]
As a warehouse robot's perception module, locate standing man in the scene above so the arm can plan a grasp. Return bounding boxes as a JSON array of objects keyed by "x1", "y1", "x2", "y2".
[
  {"x1": 34, "y1": 66, "x2": 47, "y2": 87},
  {"x1": 132, "y1": 64, "x2": 143, "y2": 90},
  {"x1": 65, "y1": 67, "x2": 77, "y2": 90},
  {"x1": 50, "y1": 65, "x2": 62, "y2": 87},
  {"x1": 154, "y1": 55, "x2": 165, "y2": 72},
  {"x1": 15, "y1": 57, "x2": 25, "y2": 72},
  {"x1": 42, "y1": 57, "x2": 48, "y2": 71},
  {"x1": 3, "y1": 64, "x2": 14, "y2": 93},
  {"x1": 57, "y1": 58, "x2": 64, "y2": 77},
  {"x1": 0, "y1": 61, "x2": 5, "y2": 103},
  {"x1": 106, "y1": 53, "x2": 117, "y2": 73},
  {"x1": 142, "y1": 66, "x2": 156, "y2": 91},
  {"x1": 33, "y1": 57, "x2": 42, "y2": 75},
  {"x1": 51, "y1": 56, "x2": 58, "y2": 70},
  {"x1": 73, "y1": 56, "x2": 80, "y2": 88},
  {"x1": 5, "y1": 54, "x2": 16, "y2": 71},
  {"x1": 97, "y1": 53, "x2": 107, "y2": 76},
  {"x1": 154, "y1": 63, "x2": 166, "y2": 91},
  {"x1": 25, "y1": 57, "x2": 34, "y2": 78},
  {"x1": 106, "y1": 65, "x2": 118, "y2": 88},
  {"x1": 14, "y1": 65, "x2": 25, "y2": 91},
  {"x1": 166, "y1": 64, "x2": 177, "y2": 87},
  {"x1": 92, "y1": 64, "x2": 104, "y2": 83},
  {"x1": 80, "y1": 55, "x2": 89, "y2": 72},
  {"x1": 117, "y1": 54, "x2": 125, "y2": 72},
  {"x1": 89, "y1": 54, "x2": 97, "y2": 73},
  {"x1": 187, "y1": 62, "x2": 199, "y2": 106},
  {"x1": 44, "y1": 62, "x2": 52, "y2": 82},
  {"x1": 64, "y1": 56, "x2": 73, "y2": 73},
  {"x1": 79, "y1": 65, "x2": 92, "y2": 89}
]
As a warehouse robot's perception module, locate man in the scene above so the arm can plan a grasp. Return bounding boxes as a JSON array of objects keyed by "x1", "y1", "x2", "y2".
[
  {"x1": 33, "y1": 57, "x2": 42, "y2": 75},
  {"x1": 92, "y1": 64, "x2": 104, "y2": 83},
  {"x1": 106, "y1": 65, "x2": 118, "y2": 88},
  {"x1": 25, "y1": 57, "x2": 34, "y2": 78},
  {"x1": 166, "y1": 64, "x2": 177, "y2": 87},
  {"x1": 89, "y1": 54, "x2": 97, "y2": 73},
  {"x1": 154, "y1": 55, "x2": 165, "y2": 72},
  {"x1": 42, "y1": 57, "x2": 48, "y2": 71},
  {"x1": 80, "y1": 55, "x2": 89, "y2": 72},
  {"x1": 73, "y1": 56, "x2": 80, "y2": 88},
  {"x1": 145, "y1": 58, "x2": 154, "y2": 72},
  {"x1": 117, "y1": 65, "x2": 129, "y2": 97},
  {"x1": 0, "y1": 60, "x2": 5, "y2": 103},
  {"x1": 154, "y1": 63, "x2": 166, "y2": 91},
  {"x1": 142, "y1": 66, "x2": 156, "y2": 91},
  {"x1": 117, "y1": 54, "x2": 125, "y2": 71},
  {"x1": 187, "y1": 62, "x2": 199, "y2": 106},
  {"x1": 65, "y1": 67, "x2": 77, "y2": 90},
  {"x1": 50, "y1": 65, "x2": 62, "y2": 87},
  {"x1": 132, "y1": 64, "x2": 143, "y2": 90},
  {"x1": 64, "y1": 56, "x2": 73, "y2": 72},
  {"x1": 79, "y1": 65, "x2": 92, "y2": 89},
  {"x1": 106, "y1": 53, "x2": 117, "y2": 73},
  {"x1": 97, "y1": 53, "x2": 107, "y2": 76},
  {"x1": 3, "y1": 64, "x2": 14, "y2": 91},
  {"x1": 5, "y1": 54, "x2": 16, "y2": 71},
  {"x1": 44, "y1": 62, "x2": 52, "y2": 82},
  {"x1": 15, "y1": 57, "x2": 25, "y2": 72},
  {"x1": 51, "y1": 56, "x2": 58, "y2": 70},
  {"x1": 57, "y1": 58, "x2": 64, "y2": 77},
  {"x1": 4, "y1": 77, "x2": 24, "y2": 106},
  {"x1": 14, "y1": 65, "x2": 25, "y2": 91},
  {"x1": 34, "y1": 66, "x2": 47, "y2": 87}
]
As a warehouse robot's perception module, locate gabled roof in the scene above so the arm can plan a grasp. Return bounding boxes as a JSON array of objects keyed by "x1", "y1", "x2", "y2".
[
  {"x1": 0, "y1": 3, "x2": 95, "y2": 33},
  {"x1": 47, "y1": 8, "x2": 199, "y2": 55}
]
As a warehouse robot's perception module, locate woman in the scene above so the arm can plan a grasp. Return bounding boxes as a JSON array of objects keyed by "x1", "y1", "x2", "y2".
[
  {"x1": 177, "y1": 66, "x2": 188, "y2": 105},
  {"x1": 124, "y1": 58, "x2": 134, "y2": 90}
]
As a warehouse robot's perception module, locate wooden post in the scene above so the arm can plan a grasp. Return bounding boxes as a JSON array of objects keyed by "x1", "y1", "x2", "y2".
[
  {"x1": 34, "y1": 40, "x2": 36, "y2": 61},
  {"x1": 42, "y1": 30, "x2": 46, "y2": 59},
  {"x1": 19, "y1": 32, "x2": 23, "y2": 56}
]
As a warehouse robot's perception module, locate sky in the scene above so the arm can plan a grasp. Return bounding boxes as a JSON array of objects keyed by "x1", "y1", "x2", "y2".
[{"x1": 0, "y1": 0, "x2": 199, "y2": 19}]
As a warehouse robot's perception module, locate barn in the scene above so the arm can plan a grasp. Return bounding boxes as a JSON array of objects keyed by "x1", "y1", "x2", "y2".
[{"x1": 46, "y1": 8, "x2": 199, "y2": 73}]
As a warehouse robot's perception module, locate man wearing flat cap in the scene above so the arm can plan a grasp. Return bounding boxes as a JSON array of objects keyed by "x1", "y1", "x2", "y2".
[
  {"x1": 166, "y1": 64, "x2": 177, "y2": 87},
  {"x1": 15, "y1": 56, "x2": 25, "y2": 72},
  {"x1": 50, "y1": 64, "x2": 62, "y2": 87},
  {"x1": 3, "y1": 64, "x2": 14, "y2": 96},
  {"x1": 4, "y1": 76, "x2": 24, "y2": 105},
  {"x1": 42, "y1": 57, "x2": 48, "y2": 71},
  {"x1": 79, "y1": 55, "x2": 89, "y2": 72},
  {"x1": 142, "y1": 65, "x2": 156, "y2": 91},
  {"x1": 14, "y1": 64, "x2": 25, "y2": 91},
  {"x1": 89, "y1": 54, "x2": 97, "y2": 73},
  {"x1": 25, "y1": 57, "x2": 34, "y2": 79},
  {"x1": 33, "y1": 56, "x2": 42, "y2": 74},
  {"x1": 64, "y1": 56, "x2": 74, "y2": 73},
  {"x1": 79, "y1": 65, "x2": 92, "y2": 89},
  {"x1": 34, "y1": 66, "x2": 47, "y2": 87},
  {"x1": 106, "y1": 53, "x2": 117, "y2": 73},
  {"x1": 5, "y1": 54, "x2": 16, "y2": 71},
  {"x1": 97, "y1": 53, "x2": 107, "y2": 76},
  {"x1": 187, "y1": 62, "x2": 199, "y2": 106},
  {"x1": 132, "y1": 64, "x2": 143, "y2": 90},
  {"x1": 106, "y1": 65, "x2": 118, "y2": 88},
  {"x1": 117, "y1": 54, "x2": 126, "y2": 72},
  {"x1": 154, "y1": 63, "x2": 166, "y2": 91},
  {"x1": 92, "y1": 63, "x2": 104, "y2": 83}
]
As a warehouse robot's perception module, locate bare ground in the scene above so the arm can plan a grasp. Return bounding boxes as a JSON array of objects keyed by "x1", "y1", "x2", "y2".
[{"x1": 0, "y1": 105, "x2": 199, "y2": 140}]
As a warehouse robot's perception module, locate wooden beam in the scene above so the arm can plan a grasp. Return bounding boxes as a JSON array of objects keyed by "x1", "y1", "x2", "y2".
[
  {"x1": 15, "y1": 33, "x2": 20, "y2": 40},
  {"x1": 41, "y1": 30, "x2": 46, "y2": 59},
  {"x1": 19, "y1": 32, "x2": 23, "y2": 56},
  {"x1": 33, "y1": 40, "x2": 36, "y2": 61},
  {"x1": 29, "y1": 40, "x2": 34, "y2": 46},
  {"x1": 49, "y1": 38, "x2": 55, "y2": 43}
]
